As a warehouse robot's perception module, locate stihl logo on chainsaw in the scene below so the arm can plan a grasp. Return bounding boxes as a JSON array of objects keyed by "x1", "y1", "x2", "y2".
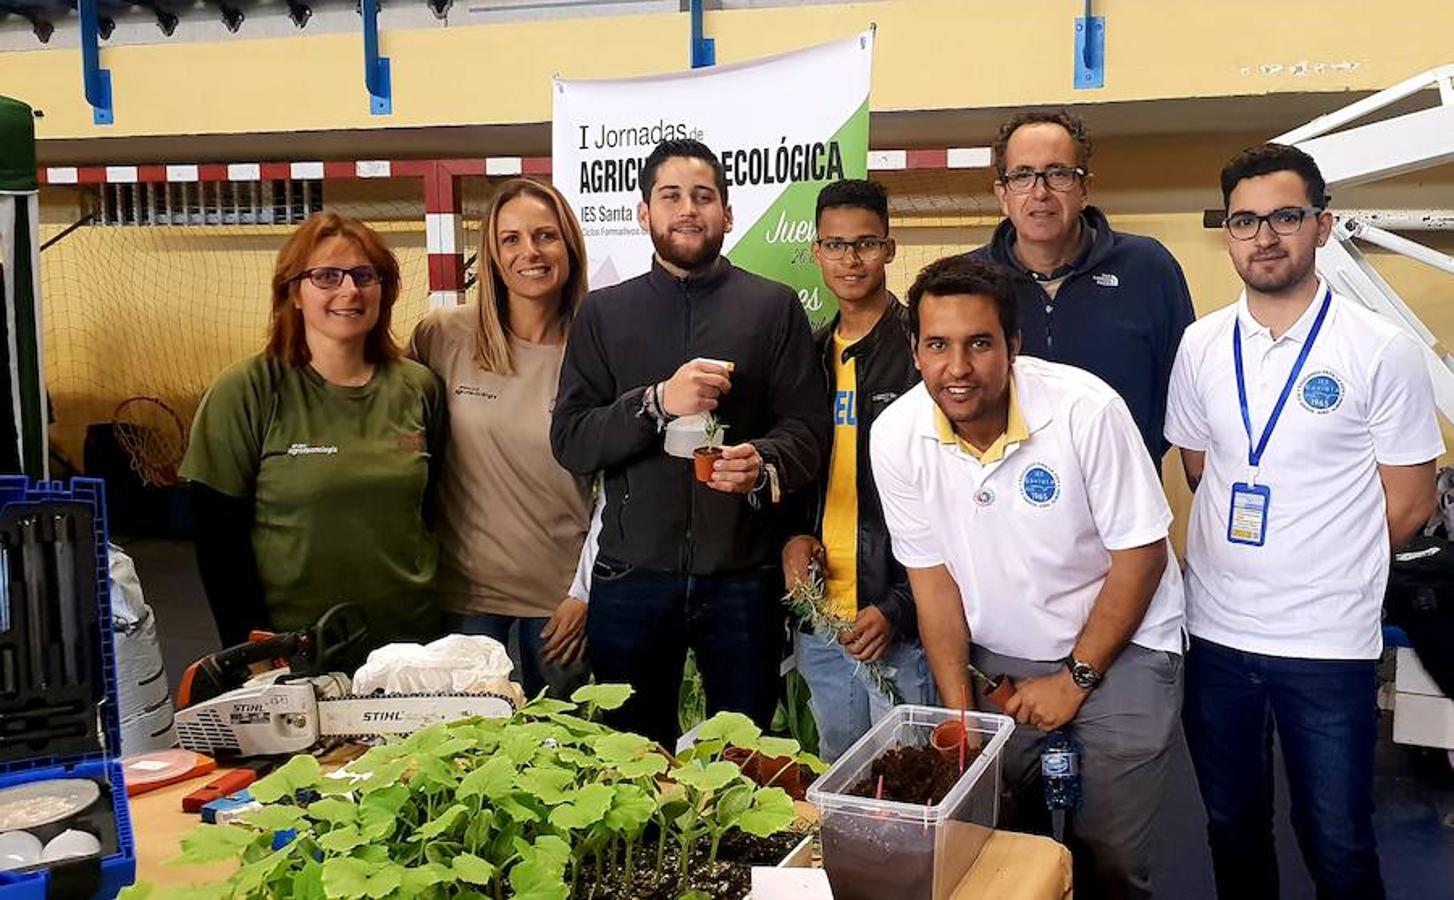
[{"x1": 179, "y1": 680, "x2": 517, "y2": 756}]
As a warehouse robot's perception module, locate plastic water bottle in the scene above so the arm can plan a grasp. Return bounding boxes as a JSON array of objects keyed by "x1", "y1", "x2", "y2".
[{"x1": 1041, "y1": 730, "x2": 1082, "y2": 811}]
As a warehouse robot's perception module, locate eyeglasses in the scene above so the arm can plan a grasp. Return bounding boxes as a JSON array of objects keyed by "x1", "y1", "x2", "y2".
[
  {"x1": 295, "y1": 266, "x2": 385, "y2": 290},
  {"x1": 1224, "y1": 207, "x2": 1323, "y2": 241},
  {"x1": 998, "y1": 166, "x2": 1087, "y2": 194},
  {"x1": 815, "y1": 237, "x2": 892, "y2": 262}
]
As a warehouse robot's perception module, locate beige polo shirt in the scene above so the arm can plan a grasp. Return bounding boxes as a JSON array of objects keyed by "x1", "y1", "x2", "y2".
[{"x1": 411, "y1": 305, "x2": 591, "y2": 618}]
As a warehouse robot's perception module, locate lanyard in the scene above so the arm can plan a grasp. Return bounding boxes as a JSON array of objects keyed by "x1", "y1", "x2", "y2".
[{"x1": 1232, "y1": 288, "x2": 1332, "y2": 470}]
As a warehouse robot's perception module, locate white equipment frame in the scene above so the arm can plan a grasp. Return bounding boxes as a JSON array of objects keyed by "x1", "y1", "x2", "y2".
[{"x1": 1274, "y1": 64, "x2": 1454, "y2": 423}]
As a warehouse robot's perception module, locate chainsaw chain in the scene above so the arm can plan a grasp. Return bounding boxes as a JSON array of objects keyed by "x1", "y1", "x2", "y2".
[{"x1": 318, "y1": 690, "x2": 519, "y2": 741}]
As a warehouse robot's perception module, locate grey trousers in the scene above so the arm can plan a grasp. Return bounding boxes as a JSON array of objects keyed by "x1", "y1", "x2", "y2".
[{"x1": 972, "y1": 642, "x2": 1183, "y2": 900}]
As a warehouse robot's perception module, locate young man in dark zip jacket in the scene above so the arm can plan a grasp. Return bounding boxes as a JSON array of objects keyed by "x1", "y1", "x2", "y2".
[
  {"x1": 965, "y1": 111, "x2": 1195, "y2": 469},
  {"x1": 551, "y1": 139, "x2": 829, "y2": 748},
  {"x1": 780, "y1": 180, "x2": 934, "y2": 760}
]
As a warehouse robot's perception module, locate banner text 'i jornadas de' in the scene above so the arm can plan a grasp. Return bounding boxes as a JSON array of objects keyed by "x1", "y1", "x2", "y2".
[{"x1": 553, "y1": 29, "x2": 873, "y2": 326}]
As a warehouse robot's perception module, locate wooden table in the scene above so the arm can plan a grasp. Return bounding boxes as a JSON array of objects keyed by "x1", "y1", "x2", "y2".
[
  {"x1": 127, "y1": 770, "x2": 1072, "y2": 898},
  {"x1": 129, "y1": 774, "x2": 239, "y2": 891},
  {"x1": 953, "y1": 830, "x2": 1072, "y2": 899}
]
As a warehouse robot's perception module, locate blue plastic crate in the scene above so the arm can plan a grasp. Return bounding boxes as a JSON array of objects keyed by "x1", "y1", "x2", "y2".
[{"x1": 0, "y1": 477, "x2": 136, "y2": 898}]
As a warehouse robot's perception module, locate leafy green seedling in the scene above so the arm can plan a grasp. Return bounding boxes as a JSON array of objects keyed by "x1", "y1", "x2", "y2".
[
  {"x1": 131, "y1": 682, "x2": 806, "y2": 900},
  {"x1": 570, "y1": 683, "x2": 634, "y2": 721}
]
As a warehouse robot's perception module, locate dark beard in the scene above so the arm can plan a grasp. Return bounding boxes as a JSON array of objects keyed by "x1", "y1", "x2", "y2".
[
  {"x1": 652, "y1": 227, "x2": 725, "y2": 272},
  {"x1": 1239, "y1": 257, "x2": 1315, "y2": 296}
]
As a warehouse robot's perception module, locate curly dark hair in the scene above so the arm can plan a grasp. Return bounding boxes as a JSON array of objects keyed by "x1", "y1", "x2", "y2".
[
  {"x1": 991, "y1": 110, "x2": 1094, "y2": 177},
  {"x1": 1220, "y1": 142, "x2": 1329, "y2": 209},
  {"x1": 906, "y1": 256, "x2": 1020, "y2": 343}
]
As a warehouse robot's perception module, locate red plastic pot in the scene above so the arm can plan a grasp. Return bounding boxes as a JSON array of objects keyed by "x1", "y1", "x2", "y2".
[
  {"x1": 693, "y1": 447, "x2": 722, "y2": 483},
  {"x1": 929, "y1": 721, "x2": 967, "y2": 762},
  {"x1": 983, "y1": 675, "x2": 1017, "y2": 713},
  {"x1": 724, "y1": 746, "x2": 806, "y2": 800}
]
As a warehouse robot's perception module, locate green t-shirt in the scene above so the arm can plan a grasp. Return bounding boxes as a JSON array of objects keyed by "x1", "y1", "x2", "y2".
[{"x1": 181, "y1": 353, "x2": 445, "y2": 642}]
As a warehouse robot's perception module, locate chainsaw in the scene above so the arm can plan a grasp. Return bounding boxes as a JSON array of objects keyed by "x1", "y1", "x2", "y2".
[
  {"x1": 177, "y1": 603, "x2": 373, "y2": 709},
  {"x1": 175, "y1": 672, "x2": 518, "y2": 757}
]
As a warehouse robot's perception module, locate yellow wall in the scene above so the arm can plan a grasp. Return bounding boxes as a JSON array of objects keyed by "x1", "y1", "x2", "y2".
[
  {"x1": 40, "y1": 169, "x2": 1454, "y2": 498},
  {"x1": 5, "y1": 0, "x2": 1454, "y2": 141},
  {"x1": 37, "y1": 179, "x2": 451, "y2": 468},
  {"x1": 23, "y1": 5, "x2": 1454, "y2": 524}
]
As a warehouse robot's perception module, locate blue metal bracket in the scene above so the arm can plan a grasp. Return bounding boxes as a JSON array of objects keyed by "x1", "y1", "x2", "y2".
[
  {"x1": 1074, "y1": 14, "x2": 1105, "y2": 90},
  {"x1": 689, "y1": 0, "x2": 714, "y2": 68},
  {"x1": 361, "y1": 0, "x2": 392, "y2": 115},
  {"x1": 78, "y1": 0, "x2": 113, "y2": 125}
]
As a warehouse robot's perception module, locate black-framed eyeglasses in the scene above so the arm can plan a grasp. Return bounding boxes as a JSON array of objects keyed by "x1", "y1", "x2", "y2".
[
  {"x1": 815, "y1": 237, "x2": 892, "y2": 261},
  {"x1": 998, "y1": 166, "x2": 1087, "y2": 194},
  {"x1": 1224, "y1": 206, "x2": 1323, "y2": 241},
  {"x1": 295, "y1": 266, "x2": 385, "y2": 290}
]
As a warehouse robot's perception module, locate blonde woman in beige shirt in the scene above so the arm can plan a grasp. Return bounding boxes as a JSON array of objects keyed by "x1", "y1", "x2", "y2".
[{"x1": 410, "y1": 178, "x2": 592, "y2": 698}]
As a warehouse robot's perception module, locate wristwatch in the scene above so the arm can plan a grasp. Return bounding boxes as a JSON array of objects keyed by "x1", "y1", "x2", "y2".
[{"x1": 1064, "y1": 656, "x2": 1103, "y2": 691}]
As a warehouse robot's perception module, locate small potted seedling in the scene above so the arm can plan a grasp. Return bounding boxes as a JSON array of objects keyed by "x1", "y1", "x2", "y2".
[
  {"x1": 693, "y1": 413, "x2": 728, "y2": 483},
  {"x1": 964, "y1": 662, "x2": 1018, "y2": 714}
]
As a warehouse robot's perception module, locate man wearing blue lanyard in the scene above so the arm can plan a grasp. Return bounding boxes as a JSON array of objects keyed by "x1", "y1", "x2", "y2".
[{"x1": 1165, "y1": 143, "x2": 1443, "y2": 900}]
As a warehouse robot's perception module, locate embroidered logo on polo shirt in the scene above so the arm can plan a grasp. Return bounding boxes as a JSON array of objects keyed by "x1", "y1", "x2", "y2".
[
  {"x1": 1019, "y1": 464, "x2": 1061, "y2": 507},
  {"x1": 454, "y1": 384, "x2": 499, "y2": 400},
  {"x1": 1298, "y1": 370, "x2": 1344, "y2": 414},
  {"x1": 287, "y1": 443, "x2": 338, "y2": 457},
  {"x1": 1092, "y1": 273, "x2": 1120, "y2": 288}
]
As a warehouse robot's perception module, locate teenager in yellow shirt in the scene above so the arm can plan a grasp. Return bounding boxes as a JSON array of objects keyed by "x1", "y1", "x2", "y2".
[{"x1": 781, "y1": 180, "x2": 935, "y2": 759}]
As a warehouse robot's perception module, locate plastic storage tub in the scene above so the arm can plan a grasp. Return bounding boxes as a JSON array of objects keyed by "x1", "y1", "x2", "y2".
[{"x1": 806, "y1": 704, "x2": 1014, "y2": 900}]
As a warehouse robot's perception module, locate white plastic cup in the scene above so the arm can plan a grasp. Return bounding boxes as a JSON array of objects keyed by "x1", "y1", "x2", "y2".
[
  {"x1": 0, "y1": 831, "x2": 42, "y2": 871},
  {"x1": 664, "y1": 414, "x2": 728, "y2": 460},
  {"x1": 41, "y1": 829, "x2": 100, "y2": 863}
]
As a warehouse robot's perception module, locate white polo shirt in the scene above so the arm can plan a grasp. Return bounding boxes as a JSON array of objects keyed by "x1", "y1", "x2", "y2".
[
  {"x1": 871, "y1": 357, "x2": 1185, "y2": 661},
  {"x1": 1164, "y1": 282, "x2": 1444, "y2": 660}
]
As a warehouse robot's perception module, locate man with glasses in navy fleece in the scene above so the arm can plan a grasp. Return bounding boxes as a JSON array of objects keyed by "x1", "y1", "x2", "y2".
[{"x1": 965, "y1": 111, "x2": 1195, "y2": 471}]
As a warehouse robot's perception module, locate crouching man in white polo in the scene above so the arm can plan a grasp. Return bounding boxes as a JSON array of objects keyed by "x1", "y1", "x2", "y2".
[{"x1": 870, "y1": 256, "x2": 1186, "y2": 900}]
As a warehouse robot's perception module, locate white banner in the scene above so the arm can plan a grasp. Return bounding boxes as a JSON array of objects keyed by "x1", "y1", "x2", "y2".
[{"x1": 552, "y1": 30, "x2": 873, "y2": 325}]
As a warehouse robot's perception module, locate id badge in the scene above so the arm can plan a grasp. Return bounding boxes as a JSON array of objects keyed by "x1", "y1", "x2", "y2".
[{"x1": 1228, "y1": 482, "x2": 1271, "y2": 546}]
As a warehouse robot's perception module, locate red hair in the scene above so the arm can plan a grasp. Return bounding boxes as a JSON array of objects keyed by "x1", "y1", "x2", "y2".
[{"x1": 266, "y1": 212, "x2": 403, "y2": 366}]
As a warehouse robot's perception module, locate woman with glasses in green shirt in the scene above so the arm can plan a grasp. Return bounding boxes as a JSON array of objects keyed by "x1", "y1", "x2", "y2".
[{"x1": 182, "y1": 211, "x2": 445, "y2": 649}]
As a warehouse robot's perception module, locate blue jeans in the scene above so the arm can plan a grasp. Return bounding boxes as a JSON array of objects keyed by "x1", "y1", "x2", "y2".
[
  {"x1": 795, "y1": 629, "x2": 935, "y2": 761},
  {"x1": 586, "y1": 559, "x2": 784, "y2": 750},
  {"x1": 446, "y1": 612, "x2": 588, "y2": 700},
  {"x1": 1182, "y1": 636, "x2": 1384, "y2": 900}
]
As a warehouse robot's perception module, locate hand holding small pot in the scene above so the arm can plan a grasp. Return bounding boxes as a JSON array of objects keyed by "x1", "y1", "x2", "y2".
[
  {"x1": 1002, "y1": 669, "x2": 1085, "y2": 732},
  {"x1": 706, "y1": 442, "x2": 762, "y2": 493}
]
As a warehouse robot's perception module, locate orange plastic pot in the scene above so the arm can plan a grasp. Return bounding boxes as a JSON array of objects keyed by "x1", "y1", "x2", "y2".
[{"x1": 693, "y1": 446, "x2": 723, "y2": 483}]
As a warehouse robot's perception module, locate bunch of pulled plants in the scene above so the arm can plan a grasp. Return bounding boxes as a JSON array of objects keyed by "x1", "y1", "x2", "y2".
[{"x1": 119, "y1": 684, "x2": 824, "y2": 900}]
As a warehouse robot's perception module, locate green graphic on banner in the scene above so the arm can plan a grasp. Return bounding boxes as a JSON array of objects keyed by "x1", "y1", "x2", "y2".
[{"x1": 728, "y1": 100, "x2": 869, "y2": 329}]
